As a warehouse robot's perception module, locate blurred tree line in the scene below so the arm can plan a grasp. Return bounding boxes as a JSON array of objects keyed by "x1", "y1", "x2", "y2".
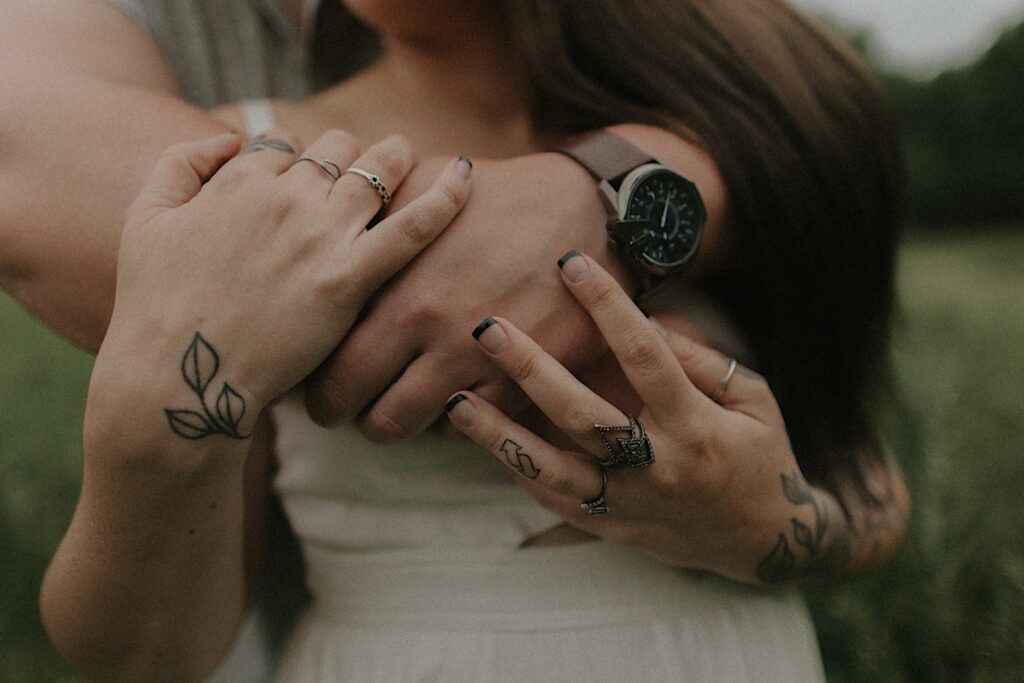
[{"x1": 876, "y1": 21, "x2": 1024, "y2": 228}]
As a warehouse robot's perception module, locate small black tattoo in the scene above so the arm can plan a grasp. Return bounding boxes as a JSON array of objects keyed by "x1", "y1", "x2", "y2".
[
  {"x1": 239, "y1": 134, "x2": 295, "y2": 156},
  {"x1": 757, "y1": 533, "x2": 797, "y2": 580},
  {"x1": 165, "y1": 332, "x2": 250, "y2": 440},
  {"x1": 756, "y1": 472, "x2": 852, "y2": 583},
  {"x1": 500, "y1": 439, "x2": 541, "y2": 479}
]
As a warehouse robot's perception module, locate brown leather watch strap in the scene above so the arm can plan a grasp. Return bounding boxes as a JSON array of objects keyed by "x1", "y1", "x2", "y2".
[{"x1": 555, "y1": 130, "x2": 656, "y2": 187}]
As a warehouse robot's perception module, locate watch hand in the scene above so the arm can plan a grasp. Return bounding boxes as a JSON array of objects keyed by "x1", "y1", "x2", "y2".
[{"x1": 661, "y1": 198, "x2": 670, "y2": 228}]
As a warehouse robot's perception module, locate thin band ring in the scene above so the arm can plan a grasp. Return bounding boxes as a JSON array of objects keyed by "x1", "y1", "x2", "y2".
[
  {"x1": 580, "y1": 470, "x2": 609, "y2": 516},
  {"x1": 294, "y1": 156, "x2": 342, "y2": 181},
  {"x1": 345, "y1": 167, "x2": 392, "y2": 206},
  {"x1": 711, "y1": 357, "x2": 738, "y2": 403}
]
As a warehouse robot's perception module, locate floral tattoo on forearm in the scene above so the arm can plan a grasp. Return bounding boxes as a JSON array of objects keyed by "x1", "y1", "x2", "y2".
[
  {"x1": 756, "y1": 473, "x2": 852, "y2": 583},
  {"x1": 164, "y1": 332, "x2": 250, "y2": 440}
]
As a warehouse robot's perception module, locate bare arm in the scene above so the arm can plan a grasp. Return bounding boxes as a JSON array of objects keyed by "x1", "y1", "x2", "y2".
[
  {"x1": 39, "y1": 131, "x2": 471, "y2": 679},
  {"x1": 0, "y1": 0, "x2": 229, "y2": 350}
]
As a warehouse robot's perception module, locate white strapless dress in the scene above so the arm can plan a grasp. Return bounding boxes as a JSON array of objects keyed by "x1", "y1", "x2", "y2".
[{"x1": 261, "y1": 397, "x2": 825, "y2": 682}]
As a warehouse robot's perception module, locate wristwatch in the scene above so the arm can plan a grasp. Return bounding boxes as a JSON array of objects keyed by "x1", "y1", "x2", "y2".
[{"x1": 555, "y1": 130, "x2": 707, "y2": 295}]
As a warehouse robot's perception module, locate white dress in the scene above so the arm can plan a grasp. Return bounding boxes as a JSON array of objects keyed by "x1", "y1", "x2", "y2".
[
  {"x1": 268, "y1": 398, "x2": 826, "y2": 682},
  {"x1": 216, "y1": 103, "x2": 825, "y2": 683}
]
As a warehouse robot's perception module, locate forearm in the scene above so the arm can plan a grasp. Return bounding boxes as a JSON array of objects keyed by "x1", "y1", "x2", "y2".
[
  {"x1": 41, "y1": 339, "x2": 256, "y2": 680},
  {"x1": 0, "y1": 1, "x2": 228, "y2": 351},
  {"x1": 755, "y1": 460, "x2": 911, "y2": 586}
]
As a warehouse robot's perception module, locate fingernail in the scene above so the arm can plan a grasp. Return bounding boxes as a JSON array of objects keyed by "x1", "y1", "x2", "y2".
[
  {"x1": 456, "y1": 156, "x2": 473, "y2": 178},
  {"x1": 558, "y1": 250, "x2": 589, "y2": 283},
  {"x1": 472, "y1": 317, "x2": 508, "y2": 354},
  {"x1": 649, "y1": 317, "x2": 668, "y2": 338},
  {"x1": 445, "y1": 394, "x2": 475, "y2": 426}
]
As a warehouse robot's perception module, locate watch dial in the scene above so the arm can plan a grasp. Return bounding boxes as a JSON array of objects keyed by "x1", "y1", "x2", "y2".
[{"x1": 624, "y1": 170, "x2": 706, "y2": 269}]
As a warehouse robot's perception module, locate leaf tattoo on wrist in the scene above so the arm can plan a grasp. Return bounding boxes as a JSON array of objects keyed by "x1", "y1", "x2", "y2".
[{"x1": 165, "y1": 332, "x2": 250, "y2": 440}]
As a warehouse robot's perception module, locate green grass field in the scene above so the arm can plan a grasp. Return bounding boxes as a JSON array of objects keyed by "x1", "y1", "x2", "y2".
[{"x1": 2, "y1": 231, "x2": 1023, "y2": 681}]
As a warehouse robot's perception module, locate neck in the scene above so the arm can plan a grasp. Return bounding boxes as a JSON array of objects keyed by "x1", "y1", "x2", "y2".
[{"x1": 371, "y1": 14, "x2": 532, "y2": 144}]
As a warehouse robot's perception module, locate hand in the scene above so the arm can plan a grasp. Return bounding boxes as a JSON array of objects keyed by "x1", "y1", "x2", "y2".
[
  {"x1": 302, "y1": 152, "x2": 635, "y2": 441},
  {"x1": 99, "y1": 131, "x2": 471, "y2": 424},
  {"x1": 443, "y1": 251, "x2": 843, "y2": 585}
]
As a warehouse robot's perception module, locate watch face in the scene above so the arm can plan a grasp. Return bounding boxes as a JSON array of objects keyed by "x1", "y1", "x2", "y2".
[{"x1": 623, "y1": 168, "x2": 706, "y2": 270}]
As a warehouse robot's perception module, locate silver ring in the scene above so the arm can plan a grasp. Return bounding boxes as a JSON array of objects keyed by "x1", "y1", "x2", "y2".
[
  {"x1": 711, "y1": 358, "x2": 738, "y2": 403},
  {"x1": 580, "y1": 470, "x2": 609, "y2": 516},
  {"x1": 294, "y1": 156, "x2": 341, "y2": 181},
  {"x1": 594, "y1": 414, "x2": 655, "y2": 470},
  {"x1": 345, "y1": 167, "x2": 392, "y2": 206}
]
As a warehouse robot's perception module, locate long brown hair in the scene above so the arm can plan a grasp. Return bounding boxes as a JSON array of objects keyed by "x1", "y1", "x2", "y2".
[{"x1": 498, "y1": 0, "x2": 905, "y2": 504}]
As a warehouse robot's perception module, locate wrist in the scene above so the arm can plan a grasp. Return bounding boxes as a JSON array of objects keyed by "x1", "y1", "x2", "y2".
[{"x1": 86, "y1": 331, "x2": 261, "y2": 467}]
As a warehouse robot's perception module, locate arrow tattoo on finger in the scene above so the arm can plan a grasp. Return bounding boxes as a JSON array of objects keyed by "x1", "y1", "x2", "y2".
[{"x1": 500, "y1": 439, "x2": 541, "y2": 480}]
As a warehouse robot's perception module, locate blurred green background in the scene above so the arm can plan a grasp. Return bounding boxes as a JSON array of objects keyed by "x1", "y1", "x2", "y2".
[{"x1": 3, "y1": 19, "x2": 1024, "y2": 683}]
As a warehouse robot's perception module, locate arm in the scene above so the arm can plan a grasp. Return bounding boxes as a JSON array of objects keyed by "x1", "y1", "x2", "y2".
[
  {"x1": 40, "y1": 131, "x2": 471, "y2": 679},
  {"x1": 0, "y1": 0, "x2": 230, "y2": 350}
]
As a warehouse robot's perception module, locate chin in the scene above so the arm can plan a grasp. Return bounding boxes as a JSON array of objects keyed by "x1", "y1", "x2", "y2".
[{"x1": 340, "y1": 0, "x2": 469, "y2": 36}]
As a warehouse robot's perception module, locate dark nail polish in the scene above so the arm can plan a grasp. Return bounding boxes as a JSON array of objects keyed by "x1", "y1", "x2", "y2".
[
  {"x1": 445, "y1": 394, "x2": 469, "y2": 413},
  {"x1": 472, "y1": 317, "x2": 497, "y2": 340},
  {"x1": 558, "y1": 250, "x2": 582, "y2": 269}
]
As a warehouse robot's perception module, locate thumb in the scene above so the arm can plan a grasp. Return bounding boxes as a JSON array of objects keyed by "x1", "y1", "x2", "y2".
[{"x1": 131, "y1": 132, "x2": 242, "y2": 218}]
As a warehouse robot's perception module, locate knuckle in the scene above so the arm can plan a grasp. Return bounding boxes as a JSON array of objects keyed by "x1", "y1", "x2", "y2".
[
  {"x1": 371, "y1": 139, "x2": 411, "y2": 181},
  {"x1": 361, "y1": 406, "x2": 416, "y2": 443},
  {"x1": 621, "y1": 329, "x2": 662, "y2": 372},
  {"x1": 544, "y1": 466, "x2": 577, "y2": 498},
  {"x1": 303, "y1": 375, "x2": 353, "y2": 427},
  {"x1": 435, "y1": 178, "x2": 466, "y2": 212},
  {"x1": 396, "y1": 205, "x2": 435, "y2": 245},
  {"x1": 506, "y1": 350, "x2": 539, "y2": 384},
  {"x1": 320, "y1": 129, "x2": 359, "y2": 157},
  {"x1": 585, "y1": 281, "x2": 619, "y2": 311},
  {"x1": 163, "y1": 141, "x2": 196, "y2": 163},
  {"x1": 557, "y1": 403, "x2": 602, "y2": 439}
]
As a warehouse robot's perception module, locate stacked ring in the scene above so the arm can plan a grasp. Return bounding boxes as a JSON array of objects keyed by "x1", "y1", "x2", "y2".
[
  {"x1": 711, "y1": 358, "x2": 738, "y2": 403},
  {"x1": 580, "y1": 470, "x2": 609, "y2": 516},
  {"x1": 294, "y1": 156, "x2": 342, "y2": 181},
  {"x1": 594, "y1": 415, "x2": 655, "y2": 469},
  {"x1": 345, "y1": 167, "x2": 392, "y2": 206}
]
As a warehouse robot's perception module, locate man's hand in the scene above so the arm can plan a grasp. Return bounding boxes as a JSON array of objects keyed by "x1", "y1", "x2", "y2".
[{"x1": 303, "y1": 152, "x2": 635, "y2": 441}]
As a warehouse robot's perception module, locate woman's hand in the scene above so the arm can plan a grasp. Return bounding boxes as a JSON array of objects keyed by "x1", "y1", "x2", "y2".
[
  {"x1": 99, "y1": 130, "x2": 471, "y2": 430},
  {"x1": 445, "y1": 251, "x2": 866, "y2": 585}
]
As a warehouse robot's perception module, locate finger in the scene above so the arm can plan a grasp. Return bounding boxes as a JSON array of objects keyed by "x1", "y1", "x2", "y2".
[
  {"x1": 233, "y1": 129, "x2": 301, "y2": 173},
  {"x1": 302, "y1": 320, "x2": 420, "y2": 427},
  {"x1": 557, "y1": 251, "x2": 699, "y2": 424},
  {"x1": 472, "y1": 316, "x2": 629, "y2": 458},
  {"x1": 425, "y1": 377, "x2": 532, "y2": 442},
  {"x1": 329, "y1": 134, "x2": 414, "y2": 226},
  {"x1": 445, "y1": 392, "x2": 603, "y2": 502},
  {"x1": 358, "y1": 351, "x2": 484, "y2": 443},
  {"x1": 282, "y1": 128, "x2": 361, "y2": 194},
  {"x1": 131, "y1": 132, "x2": 243, "y2": 216},
  {"x1": 350, "y1": 156, "x2": 472, "y2": 293},
  {"x1": 651, "y1": 314, "x2": 779, "y2": 422}
]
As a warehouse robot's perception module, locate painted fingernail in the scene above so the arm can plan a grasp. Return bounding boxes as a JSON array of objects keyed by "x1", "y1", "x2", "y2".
[
  {"x1": 473, "y1": 317, "x2": 508, "y2": 354},
  {"x1": 558, "y1": 250, "x2": 589, "y2": 283},
  {"x1": 456, "y1": 156, "x2": 473, "y2": 178},
  {"x1": 445, "y1": 394, "x2": 475, "y2": 426}
]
